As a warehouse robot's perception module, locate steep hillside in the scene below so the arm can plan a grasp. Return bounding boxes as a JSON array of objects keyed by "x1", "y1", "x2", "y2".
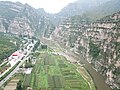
[
  {"x1": 0, "y1": 1, "x2": 54, "y2": 37},
  {"x1": 58, "y1": 0, "x2": 110, "y2": 17},
  {"x1": 52, "y1": 12, "x2": 120, "y2": 90},
  {"x1": 51, "y1": 0, "x2": 120, "y2": 25},
  {"x1": 87, "y1": 0, "x2": 120, "y2": 20},
  {"x1": 0, "y1": 0, "x2": 119, "y2": 36}
]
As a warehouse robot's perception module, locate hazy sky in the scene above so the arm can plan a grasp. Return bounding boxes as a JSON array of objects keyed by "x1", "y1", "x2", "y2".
[{"x1": 0, "y1": 0, "x2": 77, "y2": 13}]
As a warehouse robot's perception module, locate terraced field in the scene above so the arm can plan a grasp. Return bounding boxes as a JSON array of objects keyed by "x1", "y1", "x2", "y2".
[{"x1": 23, "y1": 51, "x2": 93, "y2": 90}]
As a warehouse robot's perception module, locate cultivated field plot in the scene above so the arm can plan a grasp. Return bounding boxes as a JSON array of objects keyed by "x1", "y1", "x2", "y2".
[
  {"x1": 0, "y1": 61, "x2": 9, "y2": 74},
  {"x1": 24, "y1": 52, "x2": 91, "y2": 90}
]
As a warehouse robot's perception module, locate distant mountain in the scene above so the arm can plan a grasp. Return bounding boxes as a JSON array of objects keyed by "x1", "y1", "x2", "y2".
[
  {"x1": 87, "y1": 0, "x2": 120, "y2": 20},
  {"x1": 0, "y1": 1, "x2": 54, "y2": 37},
  {"x1": 51, "y1": 0, "x2": 120, "y2": 25},
  {"x1": 58, "y1": 0, "x2": 110, "y2": 17},
  {"x1": 0, "y1": 0, "x2": 120, "y2": 37},
  {"x1": 0, "y1": 1, "x2": 24, "y2": 19}
]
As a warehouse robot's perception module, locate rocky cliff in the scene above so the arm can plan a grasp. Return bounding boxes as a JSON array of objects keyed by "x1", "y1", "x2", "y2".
[
  {"x1": 0, "y1": 0, "x2": 119, "y2": 37},
  {"x1": 52, "y1": 12, "x2": 120, "y2": 89},
  {"x1": 0, "y1": 1, "x2": 54, "y2": 37},
  {"x1": 0, "y1": 0, "x2": 120, "y2": 89}
]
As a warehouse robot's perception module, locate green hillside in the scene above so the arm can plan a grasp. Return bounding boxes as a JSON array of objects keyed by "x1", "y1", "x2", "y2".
[{"x1": 0, "y1": 35, "x2": 21, "y2": 63}]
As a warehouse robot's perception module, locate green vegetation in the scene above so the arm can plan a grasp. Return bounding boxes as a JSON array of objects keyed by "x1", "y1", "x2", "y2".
[
  {"x1": 78, "y1": 46, "x2": 86, "y2": 54},
  {"x1": 0, "y1": 36, "x2": 22, "y2": 63},
  {"x1": 16, "y1": 80, "x2": 23, "y2": 90},
  {"x1": 41, "y1": 45, "x2": 48, "y2": 49},
  {"x1": 23, "y1": 74, "x2": 32, "y2": 87},
  {"x1": 33, "y1": 39, "x2": 40, "y2": 51},
  {"x1": 23, "y1": 51, "x2": 92, "y2": 90},
  {"x1": 89, "y1": 43, "x2": 100, "y2": 59},
  {"x1": 70, "y1": 14, "x2": 91, "y2": 25},
  {"x1": 0, "y1": 61, "x2": 9, "y2": 73},
  {"x1": 0, "y1": 61, "x2": 20, "y2": 81},
  {"x1": 24, "y1": 59, "x2": 34, "y2": 68}
]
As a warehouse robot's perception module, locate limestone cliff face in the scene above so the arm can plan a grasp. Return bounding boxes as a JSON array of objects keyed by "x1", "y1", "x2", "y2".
[
  {"x1": 53, "y1": 12, "x2": 120, "y2": 89},
  {"x1": 0, "y1": 1, "x2": 54, "y2": 37},
  {"x1": 0, "y1": 2, "x2": 36, "y2": 36},
  {"x1": 8, "y1": 17, "x2": 34, "y2": 36}
]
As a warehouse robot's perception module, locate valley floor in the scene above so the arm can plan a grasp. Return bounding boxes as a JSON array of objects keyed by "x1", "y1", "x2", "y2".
[
  {"x1": 40, "y1": 37, "x2": 112, "y2": 90},
  {"x1": 22, "y1": 48, "x2": 95, "y2": 90},
  {"x1": 11, "y1": 45, "x2": 95, "y2": 90},
  {"x1": 8, "y1": 37, "x2": 96, "y2": 90}
]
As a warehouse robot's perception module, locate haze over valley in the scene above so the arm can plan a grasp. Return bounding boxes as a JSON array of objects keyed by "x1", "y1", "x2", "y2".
[{"x1": 0, "y1": 0, "x2": 120, "y2": 90}]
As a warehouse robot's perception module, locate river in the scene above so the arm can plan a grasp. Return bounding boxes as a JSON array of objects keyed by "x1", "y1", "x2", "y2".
[
  {"x1": 67, "y1": 51, "x2": 112, "y2": 90},
  {"x1": 41, "y1": 38, "x2": 112, "y2": 90}
]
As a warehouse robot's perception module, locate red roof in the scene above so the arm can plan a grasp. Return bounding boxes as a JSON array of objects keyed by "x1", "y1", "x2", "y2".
[
  {"x1": 12, "y1": 51, "x2": 21, "y2": 56},
  {"x1": 12, "y1": 53, "x2": 18, "y2": 56}
]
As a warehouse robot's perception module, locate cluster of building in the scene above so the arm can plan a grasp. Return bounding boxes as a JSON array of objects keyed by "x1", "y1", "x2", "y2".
[{"x1": 9, "y1": 50, "x2": 24, "y2": 67}]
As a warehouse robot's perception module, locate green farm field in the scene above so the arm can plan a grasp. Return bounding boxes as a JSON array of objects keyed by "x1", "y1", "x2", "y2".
[{"x1": 23, "y1": 51, "x2": 94, "y2": 90}]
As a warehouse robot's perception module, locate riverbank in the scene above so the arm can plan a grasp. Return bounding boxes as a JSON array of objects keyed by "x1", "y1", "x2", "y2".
[
  {"x1": 41, "y1": 37, "x2": 112, "y2": 90},
  {"x1": 53, "y1": 51, "x2": 96, "y2": 90}
]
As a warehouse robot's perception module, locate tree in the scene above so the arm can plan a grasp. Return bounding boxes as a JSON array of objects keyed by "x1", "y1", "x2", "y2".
[
  {"x1": 41, "y1": 45, "x2": 47, "y2": 49},
  {"x1": 89, "y1": 43, "x2": 100, "y2": 59},
  {"x1": 16, "y1": 80, "x2": 23, "y2": 90}
]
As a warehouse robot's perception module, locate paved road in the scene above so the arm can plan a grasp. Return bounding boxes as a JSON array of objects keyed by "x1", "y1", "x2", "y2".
[
  {"x1": 0, "y1": 61, "x2": 8, "y2": 67},
  {"x1": 0, "y1": 39, "x2": 36, "y2": 87}
]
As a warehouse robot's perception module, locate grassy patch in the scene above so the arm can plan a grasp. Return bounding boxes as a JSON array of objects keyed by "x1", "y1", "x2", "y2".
[{"x1": 22, "y1": 51, "x2": 94, "y2": 90}]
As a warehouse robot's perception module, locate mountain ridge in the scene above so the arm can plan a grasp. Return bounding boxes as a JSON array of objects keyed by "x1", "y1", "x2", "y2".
[
  {"x1": 52, "y1": 11, "x2": 120, "y2": 89},
  {"x1": 0, "y1": 0, "x2": 120, "y2": 36},
  {"x1": 0, "y1": 1, "x2": 54, "y2": 37},
  {"x1": 51, "y1": 0, "x2": 120, "y2": 25}
]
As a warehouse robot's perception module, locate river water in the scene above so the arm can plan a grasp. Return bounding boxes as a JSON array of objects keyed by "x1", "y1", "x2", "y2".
[
  {"x1": 69, "y1": 51, "x2": 112, "y2": 90},
  {"x1": 41, "y1": 38, "x2": 112, "y2": 90}
]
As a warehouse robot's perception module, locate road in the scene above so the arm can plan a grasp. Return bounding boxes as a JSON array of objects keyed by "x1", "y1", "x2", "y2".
[{"x1": 0, "y1": 39, "x2": 37, "y2": 87}]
